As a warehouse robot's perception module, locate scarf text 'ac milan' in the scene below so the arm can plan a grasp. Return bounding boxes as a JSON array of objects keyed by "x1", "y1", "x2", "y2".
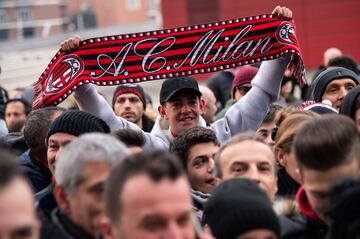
[{"x1": 32, "y1": 14, "x2": 305, "y2": 109}]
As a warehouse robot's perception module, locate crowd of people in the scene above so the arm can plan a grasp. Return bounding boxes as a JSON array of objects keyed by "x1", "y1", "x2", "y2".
[{"x1": 0, "y1": 5, "x2": 360, "y2": 239}]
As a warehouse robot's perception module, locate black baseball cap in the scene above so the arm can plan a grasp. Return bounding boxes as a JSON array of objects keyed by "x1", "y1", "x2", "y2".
[{"x1": 159, "y1": 77, "x2": 202, "y2": 104}]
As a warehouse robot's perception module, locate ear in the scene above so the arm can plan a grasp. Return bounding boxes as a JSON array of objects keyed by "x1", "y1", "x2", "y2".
[
  {"x1": 276, "y1": 148, "x2": 287, "y2": 167},
  {"x1": 200, "y1": 96, "x2": 206, "y2": 116},
  {"x1": 54, "y1": 185, "x2": 71, "y2": 215},
  {"x1": 199, "y1": 97, "x2": 206, "y2": 115},
  {"x1": 158, "y1": 104, "x2": 168, "y2": 120},
  {"x1": 99, "y1": 216, "x2": 115, "y2": 239}
]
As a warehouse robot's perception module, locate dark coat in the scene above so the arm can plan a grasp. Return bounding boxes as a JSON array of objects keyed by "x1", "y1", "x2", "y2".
[{"x1": 19, "y1": 149, "x2": 52, "y2": 193}]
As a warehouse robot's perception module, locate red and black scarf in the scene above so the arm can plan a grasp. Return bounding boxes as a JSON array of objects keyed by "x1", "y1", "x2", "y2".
[{"x1": 32, "y1": 13, "x2": 305, "y2": 109}]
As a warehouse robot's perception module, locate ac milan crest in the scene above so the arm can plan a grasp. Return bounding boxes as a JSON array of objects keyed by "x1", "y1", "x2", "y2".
[
  {"x1": 45, "y1": 55, "x2": 84, "y2": 95},
  {"x1": 276, "y1": 22, "x2": 297, "y2": 46}
]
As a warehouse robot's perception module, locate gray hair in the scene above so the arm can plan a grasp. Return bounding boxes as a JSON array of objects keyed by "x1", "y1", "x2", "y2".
[{"x1": 55, "y1": 133, "x2": 130, "y2": 194}]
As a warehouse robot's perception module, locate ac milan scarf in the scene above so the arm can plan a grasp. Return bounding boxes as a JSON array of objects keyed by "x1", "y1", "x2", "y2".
[{"x1": 32, "y1": 14, "x2": 305, "y2": 109}]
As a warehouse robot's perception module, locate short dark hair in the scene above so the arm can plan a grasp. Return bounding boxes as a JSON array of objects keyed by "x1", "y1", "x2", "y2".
[
  {"x1": 293, "y1": 115, "x2": 360, "y2": 171},
  {"x1": 170, "y1": 126, "x2": 219, "y2": 170},
  {"x1": 24, "y1": 107, "x2": 66, "y2": 156},
  {"x1": 4, "y1": 98, "x2": 31, "y2": 115},
  {"x1": 112, "y1": 129, "x2": 145, "y2": 148},
  {"x1": 0, "y1": 150, "x2": 20, "y2": 189},
  {"x1": 104, "y1": 150, "x2": 186, "y2": 224},
  {"x1": 328, "y1": 55, "x2": 359, "y2": 75},
  {"x1": 262, "y1": 104, "x2": 284, "y2": 124}
]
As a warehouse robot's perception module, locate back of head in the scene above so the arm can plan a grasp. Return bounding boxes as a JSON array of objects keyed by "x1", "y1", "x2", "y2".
[
  {"x1": 293, "y1": 114, "x2": 360, "y2": 171},
  {"x1": 328, "y1": 55, "x2": 359, "y2": 75},
  {"x1": 311, "y1": 67, "x2": 360, "y2": 102},
  {"x1": 205, "y1": 178, "x2": 279, "y2": 239},
  {"x1": 340, "y1": 85, "x2": 360, "y2": 120},
  {"x1": 47, "y1": 110, "x2": 110, "y2": 141},
  {"x1": 327, "y1": 178, "x2": 360, "y2": 239},
  {"x1": 24, "y1": 106, "x2": 65, "y2": 154},
  {"x1": 171, "y1": 126, "x2": 219, "y2": 169},
  {"x1": 105, "y1": 150, "x2": 185, "y2": 224},
  {"x1": 112, "y1": 128, "x2": 145, "y2": 148},
  {"x1": 0, "y1": 150, "x2": 19, "y2": 189},
  {"x1": 55, "y1": 133, "x2": 130, "y2": 194}
]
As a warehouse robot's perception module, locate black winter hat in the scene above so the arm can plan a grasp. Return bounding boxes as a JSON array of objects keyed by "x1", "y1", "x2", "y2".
[
  {"x1": 311, "y1": 67, "x2": 360, "y2": 102},
  {"x1": 47, "y1": 110, "x2": 110, "y2": 140},
  {"x1": 339, "y1": 85, "x2": 360, "y2": 120},
  {"x1": 204, "y1": 178, "x2": 280, "y2": 239},
  {"x1": 112, "y1": 84, "x2": 146, "y2": 110}
]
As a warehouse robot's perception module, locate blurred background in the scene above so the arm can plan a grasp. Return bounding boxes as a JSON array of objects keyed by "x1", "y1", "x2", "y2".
[{"x1": 0, "y1": 0, "x2": 359, "y2": 106}]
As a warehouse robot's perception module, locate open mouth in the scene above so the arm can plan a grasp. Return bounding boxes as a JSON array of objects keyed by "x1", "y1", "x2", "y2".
[
  {"x1": 179, "y1": 116, "x2": 195, "y2": 122},
  {"x1": 205, "y1": 178, "x2": 218, "y2": 186}
]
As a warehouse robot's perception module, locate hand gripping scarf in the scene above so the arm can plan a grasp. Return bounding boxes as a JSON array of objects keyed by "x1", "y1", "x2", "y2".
[{"x1": 32, "y1": 13, "x2": 305, "y2": 109}]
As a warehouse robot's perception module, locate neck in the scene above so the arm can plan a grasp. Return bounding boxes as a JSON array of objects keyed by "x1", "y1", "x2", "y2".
[{"x1": 135, "y1": 117, "x2": 143, "y2": 129}]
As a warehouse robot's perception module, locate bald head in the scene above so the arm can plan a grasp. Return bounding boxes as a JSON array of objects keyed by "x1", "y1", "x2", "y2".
[
  {"x1": 199, "y1": 86, "x2": 218, "y2": 124},
  {"x1": 323, "y1": 48, "x2": 342, "y2": 67}
]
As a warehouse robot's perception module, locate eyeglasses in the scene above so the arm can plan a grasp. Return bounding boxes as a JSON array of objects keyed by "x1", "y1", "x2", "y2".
[
  {"x1": 236, "y1": 86, "x2": 252, "y2": 96},
  {"x1": 271, "y1": 127, "x2": 278, "y2": 141}
]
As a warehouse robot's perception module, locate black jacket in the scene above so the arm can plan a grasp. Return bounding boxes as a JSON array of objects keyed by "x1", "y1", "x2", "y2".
[
  {"x1": 19, "y1": 149, "x2": 52, "y2": 193},
  {"x1": 280, "y1": 186, "x2": 328, "y2": 239},
  {"x1": 39, "y1": 208, "x2": 98, "y2": 239}
]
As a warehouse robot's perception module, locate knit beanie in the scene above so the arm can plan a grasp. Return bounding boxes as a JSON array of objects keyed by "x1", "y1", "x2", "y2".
[
  {"x1": 311, "y1": 67, "x2": 360, "y2": 102},
  {"x1": 231, "y1": 65, "x2": 258, "y2": 97},
  {"x1": 339, "y1": 85, "x2": 360, "y2": 120},
  {"x1": 297, "y1": 100, "x2": 338, "y2": 114},
  {"x1": 204, "y1": 178, "x2": 280, "y2": 239},
  {"x1": 112, "y1": 84, "x2": 146, "y2": 110},
  {"x1": 47, "y1": 110, "x2": 110, "y2": 140}
]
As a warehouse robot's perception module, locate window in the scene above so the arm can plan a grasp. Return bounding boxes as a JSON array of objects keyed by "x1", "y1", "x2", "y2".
[
  {"x1": 23, "y1": 27, "x2": 34, "y2": 38},
  {"x1": 0, "y1": 9, "x2": 6, "y2": 23},
  {"x1": 17, "y1": 7, "x2": 32, "y2": 21}
]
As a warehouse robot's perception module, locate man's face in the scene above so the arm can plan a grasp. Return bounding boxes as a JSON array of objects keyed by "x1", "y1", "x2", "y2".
[
  {"x1": 0, "y1": 177, "x2": 40, "y2": 239},
  {"x1": 114, "y1": 93, "x2": 144, "y2": 125},
  {"x1": 234, "y1": 84, "x2": 252, "y2": 101},
  {"x1": 47, "y1": 132, "x2": 77, "y2": 174},
  {"x1": 237, "y1": 229, "x2": 277, "y2": 239},
  {"x1": 300, "y1": 159, "x2": 359, "y2": 224},
  {"x1": 63, "y1": 161, "x2": 112, "y2": 236},
  {"x1": 256, "y1": 122, "x2": 276, "y2": 148},
  {"x1": 322, "y1": 78, "x2": 356, "y2": 110},
  {"x1": 159, "y1": 90, "x2": 205, "y2": 135},
  {"x1": 112, "y1": 174, "x2": 195, "y2": 239},
  {"x1": 219, "y1": 140, "x2": 278, "y2": 201},
  {"x1": 5, "y1": 101, "x2": 27, "y2": 132},
  {"x1": 186, "y1": 142, "x2": 220, "y2": 194}
]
